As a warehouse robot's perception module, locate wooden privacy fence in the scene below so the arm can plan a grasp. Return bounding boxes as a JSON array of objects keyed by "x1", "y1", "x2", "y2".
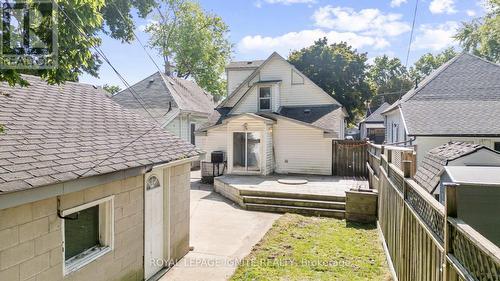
[
  {"x1": 332, "y1": 140, "x2": 368, "y2": 177},
  {"x1": 367, "y1": 143, "x2": 500, "y2": 281}
]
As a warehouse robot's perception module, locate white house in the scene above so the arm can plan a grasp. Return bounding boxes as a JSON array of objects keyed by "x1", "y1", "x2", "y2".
[
  {"x1": 196, "y1": 52, "x2": 347, "y2": 176},
  {"x1": 359, "y1": 102, "x2": 390, "y2": 144},
  {"x1": 0, "y1": 75, "x2": 199, "y2": 281},
  {"x1": 382, "y1": 53, "x2": 500, "y2": 166},
  {"x1": 112, "y1": 72, "x2": 215, "y2": 145}
]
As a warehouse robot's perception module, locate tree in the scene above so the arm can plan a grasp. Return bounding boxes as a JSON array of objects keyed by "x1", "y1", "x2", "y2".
[
  {"x1": 103, "y1": 84, "x2": 121, "y2": 95},
  {"x1": 146, "y1": 0, "x2": 232, "y2": 98},
  {"x1": 455, "y1": 0, "x2": 500, "y2": 62},
  {"x1": 409, "y1": 47, "x2": 458, "y2": 81},
  {"x1": 288, "y1": 38, "x2": 372, "y2": 122},
  {"x1": 368, "y1": 55, "x2": 413, "y2": 108},
  {"x1": 0, "y1": 0, "x2": 157, "y2": 86}
]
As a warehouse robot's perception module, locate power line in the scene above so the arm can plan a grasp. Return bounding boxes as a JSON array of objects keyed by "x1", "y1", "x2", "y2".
[
  {"x1": 53, "y1": 2, "x2": 169, "y2": 176},
  {"x1": 398, "y1": 0, "x2": 419, "y2": 100},
  {"x1": 109, "y1": 1, "x2": 164, "y2": 74}
]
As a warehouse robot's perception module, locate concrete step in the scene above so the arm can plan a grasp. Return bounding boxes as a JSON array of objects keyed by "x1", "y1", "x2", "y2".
[
  {"x1": 245, "y1": 203, "x2": 345, "y2": 219},
  {"x1": 239, "y1": 189, "x2": 346, "y2": 202},
  {"x1": 243, "y1": 196, "x2": 346, "y2": 210}
]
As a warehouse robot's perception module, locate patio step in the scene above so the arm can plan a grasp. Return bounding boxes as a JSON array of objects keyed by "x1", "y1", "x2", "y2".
[
  {"x1": 238, "y1": 190, "x2": 346, "y2": 202},
  {"x1": 245, "y1": 203, "x2": 345, "y2": 219},
  {"x1": 243, "y1": 196, "x2": 345, "y2": 210}
]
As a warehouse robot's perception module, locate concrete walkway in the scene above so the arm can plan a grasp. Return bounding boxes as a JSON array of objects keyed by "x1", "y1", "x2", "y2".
[{"x1": 160, "y1": 171, "x2": 280, "y2": 281}]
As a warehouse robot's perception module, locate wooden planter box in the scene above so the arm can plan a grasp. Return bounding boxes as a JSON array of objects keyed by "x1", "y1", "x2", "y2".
[{"x1": 345, "y1": 189, "x2": 378, "y2": 223}]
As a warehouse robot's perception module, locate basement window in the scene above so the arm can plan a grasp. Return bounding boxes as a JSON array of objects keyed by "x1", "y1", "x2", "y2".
[
  {"x1": 258, "y1": 86, "x2": 271, "y2": 111},
  {"x1": 62, "y1": 196, "x2": 114, "y2": 275},
  {"x1": 495, "y1": 142, "x2": 500, "y2": 152}
]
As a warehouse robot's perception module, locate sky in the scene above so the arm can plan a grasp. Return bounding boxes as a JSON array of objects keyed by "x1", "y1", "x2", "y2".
[{"x1": 79, "y1": 0, "x2": 487, "y2": 87}]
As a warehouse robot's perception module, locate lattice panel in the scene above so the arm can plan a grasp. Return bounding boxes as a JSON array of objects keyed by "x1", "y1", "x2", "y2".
[
  {"x1": 406, "y1": 187, "x2": 445, "y2": 242},
  {"x1": 392, "y1": 150, "x2": 403, "y2": 171},
  {"x1": 451, "y1": 227, "x2": 500, "y2": 281},
  {"x1": 388, "y1": 166, "x2": 404, "y2": 193}
]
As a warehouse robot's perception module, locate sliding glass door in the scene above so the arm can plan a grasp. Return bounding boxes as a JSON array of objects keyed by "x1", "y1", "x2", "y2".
[{"x1": 233, "y1": 132, "x2": 261, "y2": 172}]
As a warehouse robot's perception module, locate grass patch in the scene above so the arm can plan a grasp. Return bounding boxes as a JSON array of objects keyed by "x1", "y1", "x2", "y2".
[{"x1": 231, "y1": 214, "x2": 392, "y2": 281}]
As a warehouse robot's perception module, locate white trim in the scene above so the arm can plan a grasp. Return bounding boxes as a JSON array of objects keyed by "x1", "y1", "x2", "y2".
[
  {"x1": 152, "y1": 156, "x2": 199, "y2": 169},
  {"x1": 62, "y1": 195, "x2": 114, "y2": 276}
]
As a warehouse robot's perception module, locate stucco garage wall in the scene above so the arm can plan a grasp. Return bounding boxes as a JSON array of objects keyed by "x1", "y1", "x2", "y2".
[
  {"x1": 0, "y1": 175, "x2": 144, "y2": 281},
  {"x1": 273, "y1": 119, "x2": 332, "y2": 175}
]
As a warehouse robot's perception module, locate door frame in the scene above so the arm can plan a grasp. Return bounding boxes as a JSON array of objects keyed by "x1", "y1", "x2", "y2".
[{"x1": 230, "y1": 131, "x2": 263, "y2": 173}]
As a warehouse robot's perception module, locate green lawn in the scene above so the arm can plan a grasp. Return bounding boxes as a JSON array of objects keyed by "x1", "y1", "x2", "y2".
[{"x1": 231, "y1": 214, "x2": 392, "y2": 281}]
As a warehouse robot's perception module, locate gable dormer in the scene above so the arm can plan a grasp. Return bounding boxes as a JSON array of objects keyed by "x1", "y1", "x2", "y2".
[
  {"x1": 222, "y1": 52, "x2": 340, "y2": 114},
  {"x1": 226, "y1": 60, "x2": 264, "y2": 96}
]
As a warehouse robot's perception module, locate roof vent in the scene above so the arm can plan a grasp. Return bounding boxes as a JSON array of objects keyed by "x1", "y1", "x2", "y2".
[
  {"x1": 304, "y1": 109, "x2": 311, "y2": 114},
  {"x1": 247, "y1": 61, "x2": 252, "y2": 65}
]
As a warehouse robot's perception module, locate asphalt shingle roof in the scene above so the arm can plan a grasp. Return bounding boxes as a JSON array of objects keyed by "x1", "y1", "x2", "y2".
[
  {"x1": 362, "y1": 102, "x2": 390, "y2": 123},
  {"x1": 0, "y1": 75, "x2": 200, "y2": 194},
  {"x1": 384, "y1": 53, "x2": 500, "y2": 136},
  {"x1": 226, "y1": 60, "x2": 265, "y2": 69},
  {"x1": 112, "y1": 72, "x2": 215, "y2": 122},
  {"x1": 277, "y1": 105, "x2": 343, "y2": 132},
  {"x1": 413, "y1": 142, "x2": 493, "y2": 193}
]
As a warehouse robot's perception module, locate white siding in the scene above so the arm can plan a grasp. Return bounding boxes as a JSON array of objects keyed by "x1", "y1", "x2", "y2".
[
  {"x1": 260, "y1": 56, "x2": 336, "y2": 106},
  {"x1": 227, "y1": 69, "x2": 254, "y2": 95},
  {"x1": 165, "y1": 114, "x2": 208, "y2": 144},
  {"x1": 265, "y1": 128, "x2": 274, "y2": 175},
  {"x1": 273, "y1": 118, "x2": 332, "y2": 175},
  {"x1": 384, "y1": 109, "x2": 407, "y2": 145},
  {"x1": 196, "y1": 125, "x2": 227, "y2": 161},
  {"x1": 225, "y1": 55, "x2": 337, "y2": 108},
  {"x1": 415, "y1": 136, "x2": 500, "y2": 167},
  {"x1": 231, "y1": 83, "x2": 281, "y2": 114}
]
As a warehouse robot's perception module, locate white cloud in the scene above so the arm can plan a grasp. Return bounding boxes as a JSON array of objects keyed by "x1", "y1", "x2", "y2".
[
  {"x1": 413, "y1": 22, "x2": 459, "y2": 51},
  {"x1": 264, "y1": 0, "x2": 315, "y2": 4},
  {"x1": 390, "y1": 0, "x2": 407, "y2": 8},
  {"x1": 429, "y1": 0, "x2": 457, "y2": 14},
  {"x1": 312, "y1": 6, "x2": 410, "y2": 37},
  {"x1": 466, "y1": 9, "x2": 476, "y2": 16},
  {"x1": 237, "y1": 29, "x2": 389, "y2": 58}
]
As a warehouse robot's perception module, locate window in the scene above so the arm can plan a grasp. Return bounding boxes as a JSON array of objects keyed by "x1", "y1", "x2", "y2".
[
  {"x1": 495, "y1": 142, "x2": 500, "y2": 152},
  {"x1": 258, "y1": 87, "x2": 271, "y2": 111},
  {"x1": 62, "y1": 196, "x2": 114, "y2": 275}
]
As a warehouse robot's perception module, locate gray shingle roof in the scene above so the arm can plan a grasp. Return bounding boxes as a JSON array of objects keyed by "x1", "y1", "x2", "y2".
[
  {"x1": 414, "y1": 142, "x2": 493, "y2": 193},
  {"x1": 0, "y1": 75, "x2": 200, "y2": 194},
  {"x1": 384, "y1": 53, "x2": 500, "y2": 136},
  {"x1": 362, "y1": 102, "x2": 390, "y2": 123},
  {"x1": 112, "y1": 72, "x2": 215, "y2": 123},
  {"x1": 198, "y1": 105, "x2": 343, "y2": 135},
  {"x1": 277, "y1": 105, "x2": 343, "y2": 132},
  {"x1": 226, "y1": 60, "x2": 265, "y2": 69}
]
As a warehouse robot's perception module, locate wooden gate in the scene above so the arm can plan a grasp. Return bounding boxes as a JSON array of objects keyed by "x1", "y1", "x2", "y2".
[{"x1": 332, "y1": 140, "x2": 368, "y2": 177}]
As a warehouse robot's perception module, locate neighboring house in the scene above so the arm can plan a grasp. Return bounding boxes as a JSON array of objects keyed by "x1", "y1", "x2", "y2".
[
  {"x1": 413, "y1": 142, "x2": 500, "y2": 201},
  {"x1": 112, "y1": 72, "x2": 215, "y2": 145},
  {"x1": 440, "y1": 166, "x2": 500, "y2": 246},
  {"x1": 359, "y1": 102, "x2": 390, "y2": 144},
  {"x1": 196, "y1": 52, "x2": 347, "y2": 176},
  {"x1": 382, "y1": 53, "x2": 500, "y2": 166},
  {"x1": 0, "y1": 75, "x2": 200, "y2": 281}
]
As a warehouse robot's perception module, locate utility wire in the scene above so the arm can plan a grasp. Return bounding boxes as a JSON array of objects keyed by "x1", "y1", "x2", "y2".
[
  {"x1": 109, "y1": 1, "x2": 164, "y2": 74},
  {"x1": 53, "y1": 2, "x2": 170, "y2": 177},
  {"x1": 398, "y1": 0, "x2": 419, "y2": 100}
]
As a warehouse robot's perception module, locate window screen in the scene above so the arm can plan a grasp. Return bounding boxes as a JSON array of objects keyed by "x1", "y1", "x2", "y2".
[{"x1": 64, "y1": 205, "x2": 100, "y2": 260}]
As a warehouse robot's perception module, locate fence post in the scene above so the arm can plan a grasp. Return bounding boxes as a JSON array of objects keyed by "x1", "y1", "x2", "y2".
[
  {"x1": 443, "y1": 183, "x2": 459, "y2": 281},
  {"x1": 387, "y1": 148, "x2": 392, "y2": 164}
]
